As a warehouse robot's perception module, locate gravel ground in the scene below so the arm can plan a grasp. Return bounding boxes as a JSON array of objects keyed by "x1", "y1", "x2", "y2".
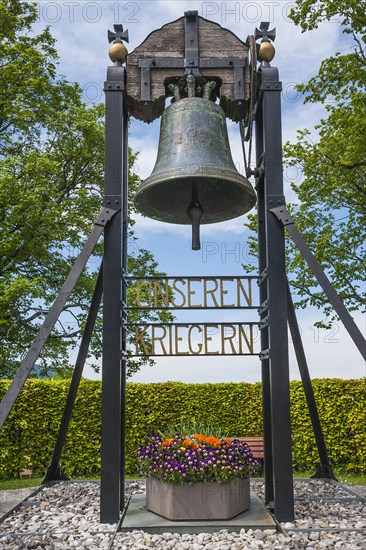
[{"x1": 0, "y1": 479, "x2": 365, "y2": 549}]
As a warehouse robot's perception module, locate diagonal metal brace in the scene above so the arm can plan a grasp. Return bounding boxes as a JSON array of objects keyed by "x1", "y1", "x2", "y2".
[
  {"x1": 0, "y1": 207, "x2": 119, "y2": 430},
  {"x1": 287, "y1": 280, "x2": 337, "y2": 480},
  {"x1": 270, "y1": 205, "x2": 366, "y2": 360},
  {"x1": 43, "y1": 264, "x2": 104, "y2": 483}
]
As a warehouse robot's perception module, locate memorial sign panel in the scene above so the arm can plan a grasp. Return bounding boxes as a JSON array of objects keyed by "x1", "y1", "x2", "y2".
[
  {"x1": 125, "y1": 276, "x2": 256, "y2": 309},
  {"x1": 124, "y1": 276, "x2": 260, "y2": 357}
]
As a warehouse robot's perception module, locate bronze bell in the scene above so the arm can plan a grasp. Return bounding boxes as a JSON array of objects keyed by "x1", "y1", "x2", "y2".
[{"x1": 134, "y1": 90, "x2": 256, "y2": 250}]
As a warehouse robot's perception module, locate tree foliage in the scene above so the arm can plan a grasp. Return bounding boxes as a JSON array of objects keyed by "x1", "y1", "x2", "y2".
[
  {"x1": 0, "y1": 0, "x2": 169, "y2": 378},
  {"x1": 245, "y1": 0, "x2": 365, "y2": 323}
]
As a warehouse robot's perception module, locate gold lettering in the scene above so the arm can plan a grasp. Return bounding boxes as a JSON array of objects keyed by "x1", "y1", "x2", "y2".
[
  {"x1": 188, "y1": 324, "x2": 203, "y2": 354},
  {"x1": 187, "y1": 278, "x2": 202, "y2": 307},
  {"x1": 175, "y1": 324, "x2": 189, "y2": 355},
  {"x1": 151, "y1": 325, "x2": 167, "y2": 355},
  {"x1": 168, "y1": 324, "x2": 173, "y2": 355},
  {"x1": 220, "y1": 278, "x2": 235, "y2": 307},
  {"x1": 221, "y1": 324, "x2": 237, "y2": 354},
  {"x1": 148, "y1": 280, "x2": 153, "y2": 307},
  {"x1": 238, "y1": 324, "x2": 254, "y2": 354},
  {"x1": 237, "y1": 278, "x2": 252, "y2": 307},
  {"x1": 204, "y1": 324, "x2": 219, "y2": 354},
  {"x1": 135, "y1": 325, "x2": 150, "y2": 355},
  {"x1": 154, "y1": 280, "x2": 169, "y2": 307},
  {"x1": 203, "y1": 278, "x2": 219, "y2": 307},
  {"x1": 135, "y1": 280, "x2": 150, "y2": 308},
  {"x1": 171, "y1": 278, "x2": 186, "y2": 307}
]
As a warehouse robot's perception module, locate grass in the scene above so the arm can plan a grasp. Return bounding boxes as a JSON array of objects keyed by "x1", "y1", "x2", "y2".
[
  {"x1": 0, "y1": 473, "x2": 138, "y2": 491},
  {"x1": 293, "y1": 468, "x2": 366, "y2": 486},
  {"x1": 1, "y1": 469, "x2": 365, "y2": 491}
]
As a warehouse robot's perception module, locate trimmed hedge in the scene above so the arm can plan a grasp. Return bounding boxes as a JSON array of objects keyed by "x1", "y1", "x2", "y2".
[{"x1": 0, "y1": 378, "x2": 365, "y2": 477}]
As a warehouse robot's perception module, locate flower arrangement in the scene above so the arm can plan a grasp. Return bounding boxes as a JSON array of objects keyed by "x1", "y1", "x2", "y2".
[{"x1": 137, "y1": 433, "x2": 258, "y2": 484}]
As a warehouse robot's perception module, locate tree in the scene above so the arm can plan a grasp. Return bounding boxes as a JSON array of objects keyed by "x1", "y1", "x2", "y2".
[
  {"x1": 0, "y1": 0, "x2": 170, "y2": 378},
  {"x1": 245, "y1": 0, "x2": 366, "y2": 324}
]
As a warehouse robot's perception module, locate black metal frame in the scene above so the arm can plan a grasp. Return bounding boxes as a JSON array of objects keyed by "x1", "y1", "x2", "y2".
[
  {"x1": 255, "y1": 62, "x2": 294, "y2": 521},
  {"x1": 1, "y1": 14, "x2": 365, "y2": 528},
  {"x1": 100, "y1": 59, "x2": 128, "y2": 523}
]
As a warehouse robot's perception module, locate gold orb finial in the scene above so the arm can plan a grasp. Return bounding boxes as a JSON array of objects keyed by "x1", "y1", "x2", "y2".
[
  {"x1": 258, "y1": 41, "x2": 275, "y2": 63},
  {"x1": 109, "y1": 42, "x2": 128, "y2": 63}
]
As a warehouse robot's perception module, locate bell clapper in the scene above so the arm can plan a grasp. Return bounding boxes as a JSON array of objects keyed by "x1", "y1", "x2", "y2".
[
  {"x1": 187, "y1": 182, "x2": 204, "y2": 250},
  {"x1": 187, "y1": 201, "x2": 204, "y2": 251}
]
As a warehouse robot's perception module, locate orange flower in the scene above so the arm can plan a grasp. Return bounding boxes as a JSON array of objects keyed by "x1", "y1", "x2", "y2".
[
  {"x1": 225, "y1": 437, "x2": 233, "y2": 444},
  {"x1": 183, "y1": 438, "x2": 193, "y2": 446},
  {"x1": 161, "y1": 438, "x2": 173, "y2": 448},
  {"x1": 206, "y1": 436, "x2": 221, "y2": 446},
  {"x1": 193, "y1": 434, "x2": 207, "y2": 443}
]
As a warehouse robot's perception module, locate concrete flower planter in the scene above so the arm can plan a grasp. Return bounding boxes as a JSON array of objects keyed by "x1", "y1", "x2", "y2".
[{"x1": 146, "y1": 476, "x2": 250, "y2": 521}]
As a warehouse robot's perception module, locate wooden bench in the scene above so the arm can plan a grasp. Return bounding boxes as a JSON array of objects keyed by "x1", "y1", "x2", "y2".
[
  {"x1": 20, "y1": 468, "x2": 33, "y2": 477},
  {"x1": 232, "y1": 437, "x2": 264, "y2": 473}
]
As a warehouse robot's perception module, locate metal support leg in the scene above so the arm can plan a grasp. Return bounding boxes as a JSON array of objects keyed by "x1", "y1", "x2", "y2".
[
  {"x1": 286, "y1": 281, "x2": 337, "y2": 480},
  {"x1": 120, "y1": 85, "x2": 128, "y2": 511},
  {"x1": 271, "y1": 205, "x2": 366, "y2": 361},
  {"x1": 255, "y1": 105, "x2": 274, "y2": 507},
  {"x1": 43, "y1": 265, "x2": 104, "y2": 483},
  {"x1": 100, "y1": 62, "x2": 128, "y2": 524},
  {"x1": 0, "y1": 208, "x2": 117, "y2": 430},
  {"x1": 260, "y1": 63, "x2": 294, "y2": 522}
]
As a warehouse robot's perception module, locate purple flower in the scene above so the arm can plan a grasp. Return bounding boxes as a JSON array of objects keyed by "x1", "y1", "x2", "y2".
[{"x1": 137, "y1": 433, "x2": 258, "y2": 484}]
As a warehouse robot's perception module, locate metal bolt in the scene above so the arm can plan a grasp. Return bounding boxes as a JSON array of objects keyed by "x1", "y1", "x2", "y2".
[
  {"x1": 106, "y1": 200, "x2": 110, "y2": 205},
  {"x1": 106, "y1": 210, "x2": 110, "y2": 214},
  {"x1": 277, "y1": 199, "x2": 282, "y2": 204},
  {"x1": 114, "y1": 200, "x2": 119, "y2": 204},
  {"x1": 280, "y1": 209, "x2": 283, "y2": 212}
]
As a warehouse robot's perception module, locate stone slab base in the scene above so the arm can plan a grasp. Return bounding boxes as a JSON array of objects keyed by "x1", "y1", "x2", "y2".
[{"x1": 120, "y1": 491, "x2": 276, "y2": 534}]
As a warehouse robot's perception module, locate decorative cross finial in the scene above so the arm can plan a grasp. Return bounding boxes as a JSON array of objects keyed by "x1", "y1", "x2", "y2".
[
  {"x1": 254, "y1": 22, "x2": 276, "y2": 43},
  {"x1": 108, "y1": 24, "x2": 129, "y2": 45}
]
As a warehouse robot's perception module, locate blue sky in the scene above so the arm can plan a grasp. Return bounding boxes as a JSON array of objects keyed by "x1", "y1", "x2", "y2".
[{"x1": 33, "y1": 1, "x2": 365, "y2": 382}]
